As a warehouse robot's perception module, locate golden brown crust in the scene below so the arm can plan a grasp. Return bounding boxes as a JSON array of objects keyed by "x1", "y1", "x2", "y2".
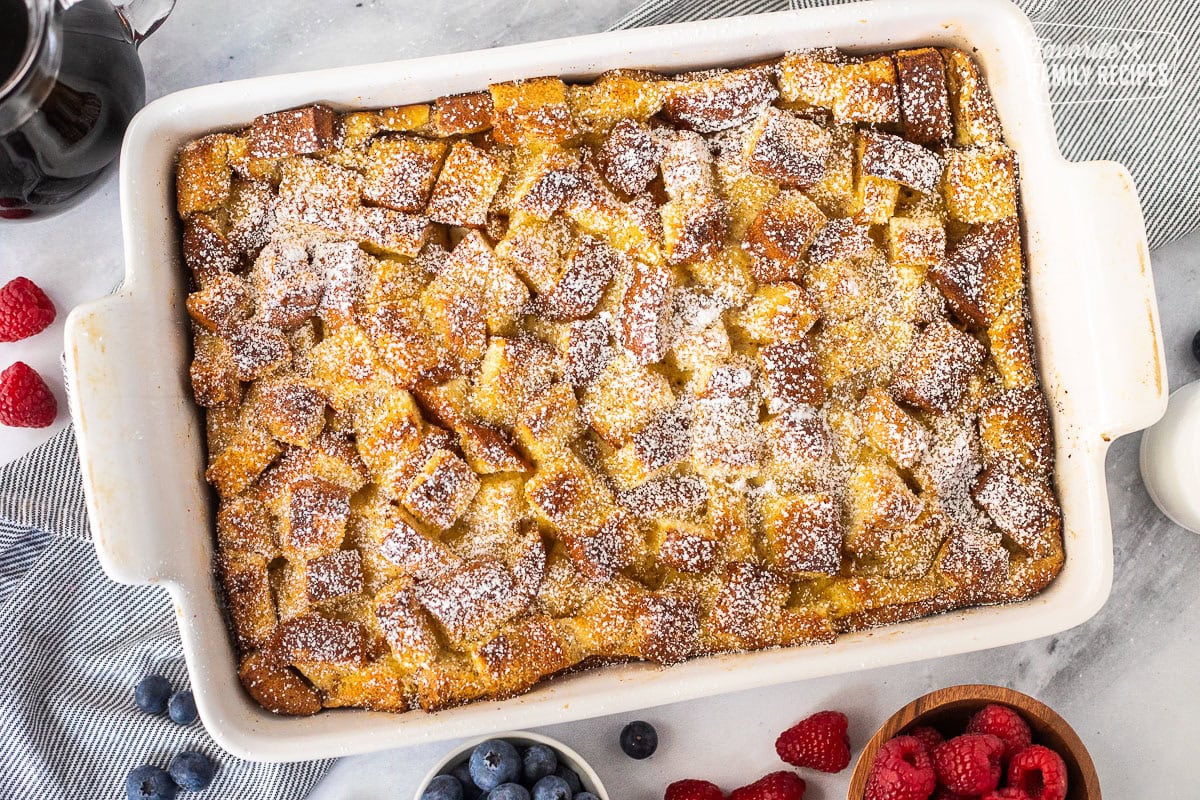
[{"x1": 180, "y1": 47, "x2": 1061, "y2": 717}]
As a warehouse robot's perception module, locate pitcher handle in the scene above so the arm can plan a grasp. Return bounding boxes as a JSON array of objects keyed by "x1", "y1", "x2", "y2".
[{"x1": 111, "y1": 0, "x2": 176, "y2": 46}]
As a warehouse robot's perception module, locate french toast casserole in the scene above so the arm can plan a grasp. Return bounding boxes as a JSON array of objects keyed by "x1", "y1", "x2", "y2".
[{"x1": 175, "y1": 47, "x2": 1064, "y2": 716}]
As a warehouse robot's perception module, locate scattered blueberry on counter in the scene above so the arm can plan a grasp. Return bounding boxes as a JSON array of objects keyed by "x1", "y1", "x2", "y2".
[
  {"x1": 167, "y1": 752, "x2": 215, "y2": 792},
  {"x1": 134, "y1": 675, "x2": 172, "y2": 715},
  {"x1": 427, "y1": 740, "x2": 600, "y2": 800},
  {"x1": 469, "y1": 739, "x2": 521, "y2": 791},
  {"x1": 1192, "y1": 329, "x2": 1200, "y2": 363},
  {"x1": 619, "y1": 720, "x2": 658, "y2": 760},
  {"x1": 168, "y1": 690, "x2": 198, "y2": 726},
  {"x1": 125, "y1": 765, "x2": 179, "y2": 800}
]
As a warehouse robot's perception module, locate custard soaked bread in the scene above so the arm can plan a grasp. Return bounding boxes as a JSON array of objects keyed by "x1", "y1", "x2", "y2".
[{"x1": 177, "y1": 46, "x2": 1063, "y2": 716}]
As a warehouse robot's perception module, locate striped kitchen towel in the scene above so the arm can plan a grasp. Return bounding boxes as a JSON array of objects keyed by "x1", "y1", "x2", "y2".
[{"x1": 1, "y1": 1, "x2": 1196, "y2": 799}]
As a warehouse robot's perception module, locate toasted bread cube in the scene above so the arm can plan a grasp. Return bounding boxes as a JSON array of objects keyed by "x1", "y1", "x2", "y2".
[
  {"x1": 305, "y1": 549, "x2": 363, "y2": 602},
  {"x1": 339, "y1": 111, "x2": 382, "y2": 149},
  {"x1": 942, "y1": 144, "x2": 1018, "y2": 223},
  {"x1": 661, "y1": 198, "x2": 728, "y2": 267},
  {"x1": 598, "y1": 118, "x2": 660, "y2": 196},
  {"x1": 237, "y1": 651, "x2": 322, "y2": 716},
  {"x1": 762, "y1": 492, "x2": 843, "y2": 576},
  {"x1": 471, "y1": 336, "x2": 560, "y2": 427},
  {"x1": 972, "y1": 463, "x2": 1059, "y2": 556},
  {"x1": 375, "y1": 583, "x2": 440, "y2": 666},
  {"x1": 526, "y1": 454, "x2": 616, "y2": 535},
  {"x1": 686, "y1": 246, "x2": 754, "y2": 308},
  {"x1": 804, "y1": 255, "x2": 880, "y2": 323},
  {"x1": 417, "y1": 561, "x2": 525, "y2": 647},
  {"x1": 490, "y1": 77, "x2": 576, "y2": 145},
  {"x1": 759, "y1": 340, "x2": 827, "y2": 410},
  {"x1": 846, "y1": 461, "x2": 923, "y2": 555},
  {"x1": 942, "y1": 49, "x2": 1003, "y2": 146},
  {"x1": 413, "y1": 379, "x2": 531, "y2": 474},
  {"x1": 580, "y1": 351, "x2": 675, "y2": 444},
  {"x1": 226, "y1": 179, "x2": 276, "y2": 257},
  {"x1": 275, "y1": 158, "x2": 363, "y2": 235},
  {"x1": 473, "y1": 615, "x2": 573, "y2": 695},
  {"x1": 987, "y1": 295, "x2": 1038, "y2": 389},
  {"x1": 374, "y1": 102, "x2": 431, "y2": 132},
  {"x1": 507, "y1": 145, "x2": 581, "y2": 220},
  {"x1": 710, "y1": 562, "x2": 790, "y2": 649},
  {"x1": 182, "y1": 214, "x2": 241, "y2": 286},
  {"x1": 358, "y1": 299, "x2": 442, "y2": 388},
  {"x1": 427, "y1": 140, "x2": 506, "y2": 226},
  {"x1": 277, "y1": 477, "x2": 351, "y2": 556},
  {"x1": 307, "y1": 325, "x2": 385, "y2": 411},
  {"x1": 778, "y1": 49, "x2": 844, "y2": 107},
  {"x1": 859, "y1": 129, "x2": 942, "y2": 194},
  {"x1": 537, "y1": 235, "x2": 621, "y2": 322},
  {"x1": 311, "y1": 242, "x2": 371, "y2": 329},
  {"x1": 562, "y1": 316, "x2": 614, "y2": 386},
  {"x1": 714, "y1": 148, "x2": 779, "y2": 242},
  {"x1": 430, "y1": 91, "x2": 494, "y2": 137},
  {"x1": 564, "y1": 162, "x2": 663, "y2": 265},
  {"x1": 887, "y1": 215, "x2": 946, "y2": 268},
  {"x1": 804, "y1": 124, "x2": 856, "y2": 217},
  {"x1": 177, "y1": 134, "x2": 236, "y2": 216},
  {"x1": 744, "y1": 106, "x2": 832, "y2": 187},
  {"x1": 652, "y1": 520, "x2": 721, "y2": 574},
  {"x1": 255, "y1": 379, "x2": 327, "y2": 447},
  {"x1": 605, "y1": 405, "x2": 690, "y2": 489},
  {"x1": 892, "y1": 320, "x2": 986, "y2": 414},
  {"x1": 816, "y1": 313, "x2": 914, "y2": 384},
  {"x1": 219, "y1": 554, "x2": 277, "y2": 649},
  {"x1": 620, "y1": 260, "x2": 675, "y2": 365},
  {"x1": 496, "y1": 211, "x2": 573, "y2": 294},
  {"x1": 733, "y1": 282, "x2": 818, "y2": 344},
  {"x1": 745, "y1": 190, "x2": 826, "y2": 281},
  {"x1": 691, "y1": 364, "x2": 763, "y2": 479},
  {"x1": 353, "y1": 206, "x2": 434, "y2": 258},
  {"x1": 227, "y1": 322, "x2": 291, "y2": 382},
  {"x1": 251, "y1": 238, "x2": 322, "y2": 331},
  {"x1": 762, "y1": 409, "x2": 835, "y2": 488},
  {"x1": 361, "y1": 135, "x2": 448, "y2": 212},
  {"x1": 622, "y1": 589, "x2": 704, "y2": 664},
  {"x1": 249, "y1": 105, "x2": 337, "y2": 160},
  {"x1": 859, "y1": 387, "x2": 928, "y2": 469},
  {"x1": 402, "y1": 448, "x2": 480, "y2": 530},
  {"x1": 191, "y1": 333, "x2": 242, "y2": 408},
  {"x1": 567, "y1": 68, "x2": 666, "y2": 132},
  {"x1": 834, "y1": 57, "x2": 900, "y2": 123},
  {"x1": 978, "y1": 386, "x2": 1053, "y2": 476},
  {"x1": 663, "y1": 67, "x2": 779, "y2": 133},
  {"x1": 894, "y1": 48, "x2": 952, "y2": 144},
  {"x1": 217, "y1": 496, "x2": 275, "y2": 556},
  {"x1": 376, "y1": 506, "x2": 461, "y2": 580},
  {"x1": 514, "y1": 383, "x2": 584, "y2": 462},
  {"x1": 669, "y1": 318, "x2": 731, "y2": 375},
  {"x1": 929, "y1": 217, "x2": 1020, "y2": 325},
  {"x1": 807, "y1": 217, "x2": 874, "y2": 265},
  {"x1": 278, "y1": 612, "x2": 370, "y2": 666}
]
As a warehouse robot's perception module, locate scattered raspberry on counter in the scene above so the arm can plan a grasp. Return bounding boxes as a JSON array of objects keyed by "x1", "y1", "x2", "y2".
[
  {"x1": 775, "y1": 710, "x2": 851, "y2": 773},
  {"x1": 665, "y1": 779, "x2": 727, "y2": 800},
  {"x1": 0, "y1": 361, "x2": 57, "y2": 428},
  {"x1": 0, "y1": 276, "x2": 56, "y2": 342},
  {"x1": 729, "y1": 771, "x2": 805, "y2": 800}
]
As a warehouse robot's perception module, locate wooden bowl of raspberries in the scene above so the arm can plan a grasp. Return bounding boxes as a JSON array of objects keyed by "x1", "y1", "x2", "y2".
[{"x1": 847, "y1": 684, "x2": 1100, "y2": 800}]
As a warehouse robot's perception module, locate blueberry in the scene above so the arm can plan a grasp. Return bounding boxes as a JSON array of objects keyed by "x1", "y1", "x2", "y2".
[
  {"x1": 452, "y1": 762, "x2": 484, "y2": 800},
  {"x1": 522, "y1": 744, "x2": 558, "y2": 784},
  {"x1": 1193, "y1": 329, "x2": 1200, "y2": 364},
  {"x1": 134, "y1": 675, "x2": 172, "y2": 715},
  {"x1": 469, "y1": 739, "x2": 521, "y2": 791},
  {"x1": 167, "y1": 751, "x2": 215, "y2": 792},
  {"x1": 552, "y1": 765, "x2": 582, "y2": 794},
  {"x1": 488, "y1": 784, "x2": 530, "y2": 800},
  {"x1": 619, "y1": 720, "x2": 658, "y2": 759},
  {"x1": 167, "y1": 690, "x2": 198, "y2": 725},
  {"x1": 424, "y1": 774, "x2": 465, "y2": 800},
  {"x1": 531, "y1": 775, "x2": 572, "y2": 800},
  {"x1": 574, "y1": 794, "x2": 599, "y2": 800},
  {"x1": 125, "y1": 765, "x2": 178, "y2": 800}
]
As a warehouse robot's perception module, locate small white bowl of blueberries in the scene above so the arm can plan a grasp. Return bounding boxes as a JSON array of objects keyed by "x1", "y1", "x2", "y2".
[{"x1": 415, "y1": 731, "x2": 613, "y2": 800}]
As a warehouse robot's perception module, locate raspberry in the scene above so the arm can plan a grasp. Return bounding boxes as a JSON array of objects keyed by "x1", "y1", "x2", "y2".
[
  {"x1": 666, "y1": 780, "x2": 726, "y2": 800},
  {"x1": 775, "y1": 710, "x2": 851, "y2": 773},
  {"x1": 932, "y1": 734, "x2": 1004, "y2": 796},
  {"x1": 0, "y1": 362, "x2": 57, "y2": 428},
  {"x1": 966, "y1": 704, "x2": 1033, "y2": 761},
  {"x1": 1007, "y1": 745, "x2": 1068, "y2": 800},
  {"x1": 864, "y1": 736, "x2": 936, "y2": 800},
  {"x1": 983, "y1": 789, "x2": 1033, "y2": 800},
  {"x1": 0, "y1": 277, "x2": 56, "y2": 342},
  {"x1": 930, "y1": 789, "x2": 970, "y2": 800},
  {"x1": 729, "y1": 771, "x2": 805, "y2": 800},
  {"x1": 907, "y1": 726, "x2": 944, "y2": 753}
]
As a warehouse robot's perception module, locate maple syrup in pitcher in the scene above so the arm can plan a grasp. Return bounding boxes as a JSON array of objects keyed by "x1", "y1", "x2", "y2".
[{"x1": 0, "y1": 0, "x2": 155, "y2": 219}]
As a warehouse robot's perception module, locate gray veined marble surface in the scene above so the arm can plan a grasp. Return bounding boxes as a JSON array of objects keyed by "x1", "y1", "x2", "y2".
[{"x1": 4, "y1": 0, "x2": 1198, "y2": 796}]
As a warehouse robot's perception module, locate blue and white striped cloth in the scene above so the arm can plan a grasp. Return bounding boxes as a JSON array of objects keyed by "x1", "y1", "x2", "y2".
[{"x1": 1, "y1": 0, "x2": 1196, "y2": 797}]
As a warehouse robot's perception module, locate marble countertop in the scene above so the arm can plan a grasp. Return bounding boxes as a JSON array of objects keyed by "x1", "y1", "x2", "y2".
[{"x1": 5, "y1": 0, "x2": 1198, "y2": 796}]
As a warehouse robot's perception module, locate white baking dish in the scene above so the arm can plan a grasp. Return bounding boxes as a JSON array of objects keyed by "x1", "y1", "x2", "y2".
[{"x1": 64, "y1": 0, "x2": 1165, "y2": 762}]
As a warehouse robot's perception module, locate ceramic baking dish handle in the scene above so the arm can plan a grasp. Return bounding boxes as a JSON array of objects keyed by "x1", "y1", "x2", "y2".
[
  {"x1": 65, "y1": 292, "x2": 193, "y2": 586},
  {"x1": 1067, "y1": 160, "x2": 1168, "y2": 440}
]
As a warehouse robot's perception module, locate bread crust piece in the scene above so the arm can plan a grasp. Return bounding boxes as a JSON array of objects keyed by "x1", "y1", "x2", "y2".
[{"x1": 181, "y1": 45, "x2": 1062, "y2": 718}]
